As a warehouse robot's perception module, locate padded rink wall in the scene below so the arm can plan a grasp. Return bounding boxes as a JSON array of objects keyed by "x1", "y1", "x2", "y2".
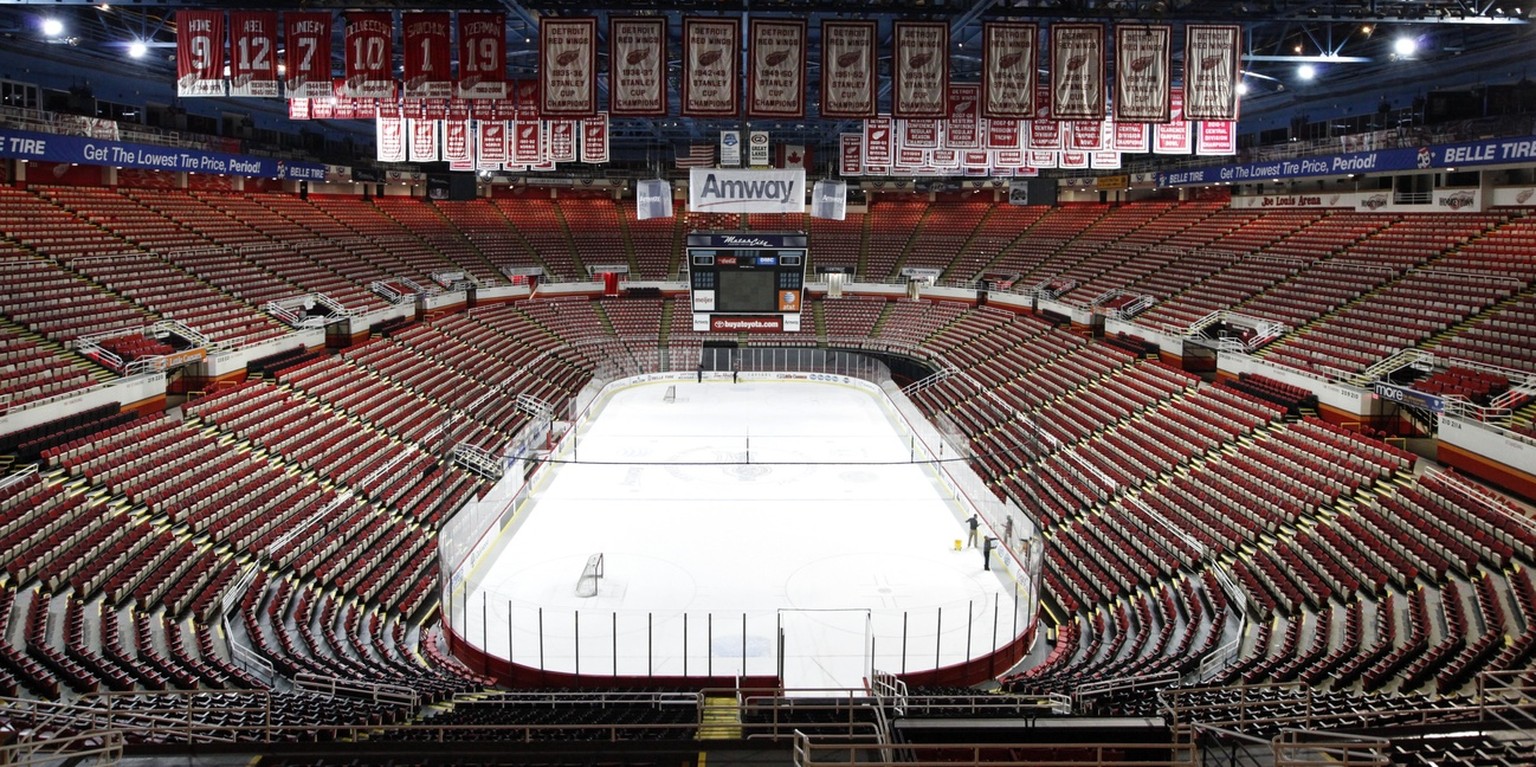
[{"x1": 437, "y1": 360, "x2": 1042, "y2": 691}]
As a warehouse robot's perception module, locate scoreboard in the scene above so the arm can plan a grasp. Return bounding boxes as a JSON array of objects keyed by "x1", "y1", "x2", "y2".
[{"x1": 688, "y1": 232, "x2": 807, "y2": 332}]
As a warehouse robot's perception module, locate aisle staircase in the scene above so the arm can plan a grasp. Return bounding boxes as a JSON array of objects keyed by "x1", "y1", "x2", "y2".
[{"x1": 697, "y1": 695, "x2": 742, "y2": 740}]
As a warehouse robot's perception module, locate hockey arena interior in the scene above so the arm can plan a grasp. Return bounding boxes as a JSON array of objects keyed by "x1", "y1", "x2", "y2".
[{"x1": 4, "y1": 0, "x2": 1536, "y2": 765}]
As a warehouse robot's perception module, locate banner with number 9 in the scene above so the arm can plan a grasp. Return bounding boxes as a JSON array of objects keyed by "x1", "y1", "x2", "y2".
[{"x1": 176, "y1": 10, "x2": 226, "y2": 97}]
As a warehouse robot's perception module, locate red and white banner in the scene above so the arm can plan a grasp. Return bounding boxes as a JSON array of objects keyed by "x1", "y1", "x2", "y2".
[
  {"x1": 176, "y1": 11, "x2": 225, "y2": 97},
  {"x1": 1185, "y1": 24, "x2": 1242, "y2": 121},
  {"x1": 609, "y1": 18, "x2": 667, "y2": 116},
  {"x1": 892, "y1": 22, "x2": 948, "y2": 118},
  {"x1": 1067, "y1": 120, "x2": 1103, "y2": 151},
  {"x1": 1050, "y1": 23, "x2": 1106, "y2": 120},
  {"x1": 1028, "y1": 150, "x2": 1057, "y2": 168},
  {"x1": 986, "y1": 119, "x2": 1023, "y2": 151},
  {"x1": 477, "y1": 120, "x2": 508, "y2": 164},
  {"x1": 409, "y1": 119, "x2": 439, "y2": 162},
  {"x1": 840, "y1": 134, "x2": 863, "y2": 176},
  {"x1": 540, "y1": 18, "x2": 598, "y2": 116},
  {"x1": 512, "y1": 80, "x2": 540, "y2": 114},
  {"x1": 402, "y1": 12, "x2": 452, "y2": 99},
  {"x1": 994, "y1": 149, "x2": 1025, "y2": 168},
  {"x1": 513, "y1": 119, "x2": 544, "y2": 164},
  {"x1": 581, "y1": 114, "x2": 610, "y2": 164},
  {"x1": 1112, "y1": 121, "x2": 1150, "y2": 152},
  {"x1": 1091, "y1": 151, "x2": 1121, "y2": 169},
  {"x1": 1154, "y1": 88, "x2": 1191, "y2": 154},
  {"x1": 284, "y1": 12, "x2": 331, "y2": 99},
  {"x1": 962, "y1": 150, "x2": 990, "y2": 170},
  {"x1": 863, "y1": 116, "x2": 894, "y2": 166},
  {"x1": 682, "y1": 18, "x2": 740, "y2": 117},
  {"x1": 548, "y1": 120, "x2": 578, "y2": 162},
  {"x1": 444, "y1": 119, "x2": 472, "y2": 164},
  {"x1": 945, "y1": 84, "x2": 981, "y2": 149},
  {"x1": 376, "y1": 116, "x2": 405, "y2": 162},
  {"x1": 897, "y1": 146, "x2": 927, "y2": 167},
  {"x1": 288, "y1": 98, "x2": 310, "y2": 120},
  {"x1": 930, "y1": 148, "x2": 959, "y2": 169},
  {"x1": 820, "y1": 21, "x2": 877, "y2": 118},
  {"x1": 1029, "y1": 86, "x2": 1062, "y2": 149},
  {"x1": 747, "y1": 19, "x2": 807, "y2": 118},
  {"x1": 1197, "y1": 121, "x2": 1237, "y2": 155},
  {"x1": 900, "y1": 119, "x2": 940, "y2": 149},
  {"x1": 1059, "y1": 150, "x2": 1088, "y2": 169},
  {"x1": 1114, "y1": 24, "x2": 1172, "y2": 122},
  {"x1": 309, "y1": 96, "x2": 334, "y2": 120},
  {"x1": 981, "y1": 22, "x2": 1037, "y2": 118},
  {"x1": 342, "y1": 12, "x2": 393, "y2": 98},
  {"x1": 458, "y1": 12, "x2": 507, "y2": 99},
  {"x1": 229, "y1": 12, "x2": 278, "y2": 98}
]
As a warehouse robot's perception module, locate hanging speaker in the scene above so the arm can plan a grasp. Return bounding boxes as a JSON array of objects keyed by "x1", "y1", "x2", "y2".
[
  {"x1": 810, "y1": 179, "x2": 847, "y2": 221},
  {"x1": 636, "y1": 179, "x2": 674, "y2": 220}
]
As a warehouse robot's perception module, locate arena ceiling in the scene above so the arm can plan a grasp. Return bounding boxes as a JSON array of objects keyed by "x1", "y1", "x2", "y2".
[{"x1": 0, "y1": 0, "x2": 1531, "y2": 166}]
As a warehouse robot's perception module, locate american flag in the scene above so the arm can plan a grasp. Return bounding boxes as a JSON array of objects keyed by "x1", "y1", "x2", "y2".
[{"x1": 673, "y1": 144, "x2": 716, "y2": 168}]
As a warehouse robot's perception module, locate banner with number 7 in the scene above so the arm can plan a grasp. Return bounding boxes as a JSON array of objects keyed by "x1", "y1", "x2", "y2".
[{"x1": 284, "y1": 11, "x2": 331, "y2": 99}]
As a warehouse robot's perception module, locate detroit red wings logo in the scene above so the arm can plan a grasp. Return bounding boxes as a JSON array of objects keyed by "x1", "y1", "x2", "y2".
[{"x1": 764, "y1": 49, "x2": 791, "y2": 67}]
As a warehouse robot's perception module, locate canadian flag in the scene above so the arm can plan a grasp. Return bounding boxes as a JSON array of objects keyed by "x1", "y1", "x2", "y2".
[{"x1": 779, "y1": 144, "x2": 808, "y2": 169}]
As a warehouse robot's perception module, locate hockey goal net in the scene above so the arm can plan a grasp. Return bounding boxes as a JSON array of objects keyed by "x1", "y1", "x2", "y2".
[
  {"x1": 575, "y1": 553, "x2": 604, "y2": 598},
  {"x1": 663, "y1": 384, "x2": 677, "y2": 403}
]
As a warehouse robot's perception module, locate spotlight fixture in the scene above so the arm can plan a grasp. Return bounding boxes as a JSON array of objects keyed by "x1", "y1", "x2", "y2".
[
  {"x1": 128, "y1": 40, "x2": 147, "y2": 59},
  {"x1": 1297, "y1": 63, "x2": 1317, "y2": 80},
  {"x1": 41, "y1": 17, "x2": 64, "y2": 37},
  {"x1": 1393, "y1": 36, "x2": 1417, "y2": 56}
]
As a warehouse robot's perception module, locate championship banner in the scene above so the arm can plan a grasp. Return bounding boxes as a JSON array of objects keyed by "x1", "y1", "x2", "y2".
[
  {"x1": 548, "y1": 121, "x2": 578, "y2": 163},
  {"x1": 458, "y1": 12, "x2": 508, "y2": 99},
  {"x1": 962, "y1": 150, "x2": 990, "y2": 169},
  {"x1": 444, "y1": 119, "x2": 472, "y2": 164},
  {"x1": 1028, "y1": 150, "x2": 1058, "y2": 168},
  {"x1": 310, "y1": 97, "x2": 334, "y2": 120},
  {"x1": 580, "y1": 114, "x2": 610, "y2": 164},
  {"x1": 540, "y1": 18, "x2": 598, "y2": 117},
  {"x1": 1154, "y1": 88, "x2": 1192, "y2": 154},
  {"x1": 1197, "y1": 121, "x2": 1237, "y2": 155},
  {"x1": 609, "y1": 18, "x2": 667, "y2": 116},
  {"x1": 863, "y1": 116, "x2": 893, "y2": 166},
  {"x1": 1113, "y1": 121, "x2": 1150, "y2": 152},
  {"x1": 945, "y1": 84, "x2": 981, "y2": 149},
  {"x1": 229, "y1": 12, "x2": 278, "y2": 98},
  {"x1": 513, "y1": 119, "x2": 544, "y2": 164},
  {"x1": 402, "y1": 12, "x2": 452, "y2": 99},
  {"x1": 176, "y1": 11, "x2": 226, "y2": 97},
  {"x1": 477, "y1": 120, "x2": 508, "y2": 164},
  {"x1": 1184, "y1": 24, "x2": 1242, "y2": 121},
  {"x1": 512, "y1": 80, "x2": 540, "y2": 114},
  {"x1": 748, "y1": 19, "x2": 807, "y2": 118},
  {"x1": 981, "y1": 22, "x2": 1037, "y2": 118},
  {"x1": 900, "y1": 120, "x2": 940, "y2": 150},
  {"x1": 1029, "y1": 86, "x2": 1062, "y2": 149},
  {"x1": 896, "y1": 146, "x2": 927, "y2": 168},
  {"x1": 284, "y1": 12, "x2": 331, "y2": 99},
  {"x1": 892, "y1": 22, "x2": 949, "y2": 118},
  {"x1": 682, "y1": 18, "x2": 741, "y2": 117},
  {"x1": 995, "y1": 149, "x2": 1025, "y2": 168},
  {"x1": 376, "y1": 116, "x2": 405, "y2": 162},
  {"x1": 720, "y1": 130, "x2": 742, "y2": 166},
  {"x1": 820, "y1": 21, "x2": 877, "y2": 118},
  {"x1": 840, "y1": 134, "x2": 863, "y2": 176},
  {"x1": 1060, "y1": 150, "x2": 1088, "y2": 168},
  {"x1": 986, "y1": 119, "x2": 1022, "y2": 151},
  {"x1": 409, "y1": 119, "x2": 439, "y2": 162},
  {"x1": 1050, "y1": 23, "x2": 1106, "y2": 120},
  {"x1": 342, "y1": 12, "x2": 393, "y2": 98},
  {"x1": 687, "y1": 168, "x2": 805, "y2": 214},
  {"x1": 288, "y1": 98, "x2": 310, "y2": 120},
  {"x1": 1114, "y1": 24, "x2": 1172, "y2": 122},
  {"x1": 1067, "y1": 121, "x2": 1103, "y2": 151},
  {"x1": 930, "y1": 148, "x2": 959, "y2": 169},
  {"x1": 1091, "y1": 151, "x2": 1122, "y2": 169}
]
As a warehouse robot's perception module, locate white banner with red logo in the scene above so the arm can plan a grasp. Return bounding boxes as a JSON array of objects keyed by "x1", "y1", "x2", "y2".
[
  {"x1": 458, "y1": 12, "x2": 507, "y2": 99},
  {"x1": 900, "y1": 119, "x2": 940, "y2": 150},
  {"x1": 1114, "y1": 24, "x2": 1172, "y2": 122},
  {"x1": 1112, "y1": 122, "x2": 1150, "y2": 152},
  {"x1": 820, "y1": 21, "x2": 877, "y2": 118},
  {"x1": 840, "y1": 133, "x2": 863, "y2": 176},
  {"x1": 1197, "y1": 121, "x2": 1237, "y2": 155},
  {"x1": 747, "y1": 19, "x2": 807, "y2": 118},
  {"x1": 1028, "y1": 150, "x2": 1058, "y2": 169},
  {"x1": 176, "y1": 11, "x2": 226, "y2": 97},
  {"x1": 375, "y1": 116, "x2": 405, "y2": 162},
  {"x1": 892, "y1": 22, "x2": 948, "y2": 118},
  {"x1": 1184, "y1": 24, "x2": 1242, "y2": 121},
  {"x1": 409, "y1": 119, "x2": 439, "y2": 162},
  {"x1": 1154, "y1": 88, "x2": 1192, "y2": 154},
  {"x1": 548, "y1": 120, "x2": 578, "y2": 163},
  {"x1": 581, "y1": 114, "x2": 610, "y2": 164},
  {"x1": 945, "y1": 84, "x2": 981, "y2": 149},
  {"x1": 683, "y1": 18, "x2": 740, "y2": 117},
  {"x1": 401, "y1": 12, "x2": 451, "y2": 99},
  {"x1": 540, "y1": 18, "x2": 598, "y2": 116},
  {"x1": 863, "y1": 116, "x2": 894, "y2": 166},
  {"x1": 513, "y1": 119, "x2": 544, "y2": 164},
  {"x1": 986, "y1": 119, "x2": 1023, "y2": 151},
  {"x1": 1059, "y1": 151, "x2": 1088, "y2": 168},
  {"x1": 343, "y1": 12, "x2": 393, "y2": 98},
  {"x1": 1029, "y1": 86, "x2": 1062, "y2": 149},
  {"x1": 982, "y1": 22, "x2": 1037, "y2": 119},
  {"x1": 1050, "y1": 23, "x2": 1106, "y2": 120},
  {"x1": 477, "y1": 120, "x2": 508, "y2": 164},
  {"x1": 609, "y1": 17, "x2": 667, "y2": 116},
  {"x1": 444, "y1": 119, "x2": 472, "y2": 165},
  {"x1": 288, "y1": 98, "x2": 309, "y2": 120},
  {"x1": 284, "y1": 12, "x2": 331, "y2": 99},
  {"x1": 229, "y1": 12, "x2": 278, "y2": 98}
]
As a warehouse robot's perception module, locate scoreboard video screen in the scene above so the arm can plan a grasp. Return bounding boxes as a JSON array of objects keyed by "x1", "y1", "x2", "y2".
[{"x1": 688, "y1": 232, "x2": 807, "y2": 332}]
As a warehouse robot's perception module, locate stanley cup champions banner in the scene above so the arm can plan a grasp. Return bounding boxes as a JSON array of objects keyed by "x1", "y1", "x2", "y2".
[
  {"x1": 747, "y1": 19, "x2": 807, "y2": 118},
  {"x1": 892, "y1": 22, "x2": 948, "y2": 118},
  {"x1": 284, "y1": 12, "x2": 331, "y2": 99},
  {"x1": 229, "y1": 12, "x2": 278, "y2": 98},
  {"x1": 1184, "y1": 24, "x2": 1242, "y2": 121},
  {"x1": 609, "y1": 18, "x2": 667, "y2": 116},
  {"x1": 981, "y1": 22, "x2": 1037, "y2": 119},
  {"x1": 682, "y1": 18, "x2": 741, "y2": 117},
  {"x1": 176, "y1": 11, "x2": 226, "y2": 97},
  {"x1": 343, "y1": 11, "x2": 394, "y2": 98},
  {"x1": 402, "y1": 12, "x2": 452, "y2": 99},
  {"x1": 540, "y1": 18, "x2": 598, "y2": 117},
  {"x1": 1114, "y1": 25, "x2": 1172, "y2": 122},
  {"x1": 1050, "y1": 23, "x2": 1106, "y2": 120},
  {"x1": 820, "y1": 21, "x2": 877, "y2": 119}
]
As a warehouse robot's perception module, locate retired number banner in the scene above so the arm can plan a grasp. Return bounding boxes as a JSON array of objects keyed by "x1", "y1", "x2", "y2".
[
  {"x1": 228, "y1": 12, "x2": 278, "y2": 98},
  {"x1": 541, "y1": 18, "x2": 598, "y2": 116},
  {"x1": 176, "y1": 11, "x2": 226, "y2": 97},
  {"x1": 981, "y1": 22, "x2": 1037, "y2": 119},
  {"x1": 609, "y1": 18, "x2": 667, "y2": 116},
  {"x1": 892, "y1": 22, "x2": 948, "y2": 118},
  {"x1": 458, "y1": 12, "x2": 507, "y2": 99},
  {"x1": 402, "y1": 12, "x2": 452, "y2": 99},
  {"x1": 748, "y1": 19, "x2": 807, "y2": 118},
  {"x1": 820, "y1": 21, "x2": 877, "y2": 119},
  {"x1": 682, "y1": 18, "x2": 741, "y2": 117},
  {"x1": 1184, "y1": 24, "x2": 1242, "y2": 121},
  {"x1": 284, "y1": 12, "x2": 331, "y2": 99},
  {"x1": 1114, "y1": 25, "x2": 1172, "y2": 122},
  {"x1": 1050, "y1": 23, "x2": 1106, "y2": 120},
  {"x1": 343, "y1": 12, "x2": 394, "y2": 98}
]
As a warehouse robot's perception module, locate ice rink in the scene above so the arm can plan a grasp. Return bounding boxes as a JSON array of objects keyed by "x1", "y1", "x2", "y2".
[{"x1": 458, "y1": 376, "x2": 1028, "y2": 690}]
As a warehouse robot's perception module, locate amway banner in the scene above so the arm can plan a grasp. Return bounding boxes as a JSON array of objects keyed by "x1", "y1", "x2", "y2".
[{"x1": 689, "y1": 168, "x2": 805, "y2": 213}]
